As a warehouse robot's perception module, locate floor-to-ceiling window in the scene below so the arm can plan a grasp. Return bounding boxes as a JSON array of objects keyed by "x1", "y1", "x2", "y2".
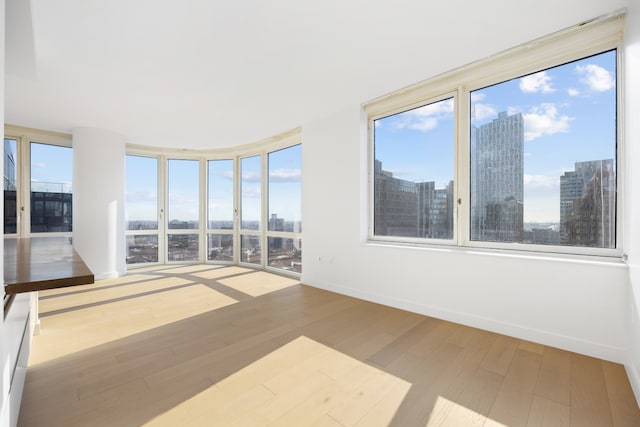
[
  {"x1": 124, "y1": 130, "x2": 302, "y2": 275},
  {"x1": 30, "y1": 142, "x2": 73, "y2": 234},
  {"x1": 4, "y1": 127, "x2": 74, "y2": 238},
  {"x1": 267, "y1": 144, "x2": 302, "y2": 273},
  {"x1": 125, "y1": 155, "x2": 160, "y2": 265},
  {"x1": 4, "y1": 139, "x2": 18, "y2": 235},
  {"x1": 167, "y1": 159, "x2": 201, "y2": 262},
  {"x1": 240, "y1": 155, "x2": 262, "y2": 265},
  {"x1": 207, "y1": 159, "x2": 234, "y2": 262}
]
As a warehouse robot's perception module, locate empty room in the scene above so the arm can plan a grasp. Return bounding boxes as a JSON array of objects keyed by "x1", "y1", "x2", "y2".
[{"x1": 2, "y1": 0, "x2": 640, "y2": 426}]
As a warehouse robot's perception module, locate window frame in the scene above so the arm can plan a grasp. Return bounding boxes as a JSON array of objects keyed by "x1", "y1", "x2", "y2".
[
  {"x1": 366, "y1": 13, "x2": 624, "y2": 258},
  {"x1": 124, "y1": 153, "x2": 162, "y2": 267},
  {"x1": 125, "y1": 127, "x2": 302, "y2": 276},
  {"x1": 4, "y1": 125, "x2": 73, "y2": 238}
]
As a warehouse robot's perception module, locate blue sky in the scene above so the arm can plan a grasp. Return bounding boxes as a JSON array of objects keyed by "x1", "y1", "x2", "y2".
[
  {"x1": 374, "y1": 49, "x2": 616, "y2": 223},
  {"x1": 30, "y1": 142, "x2": 73, "y2": 192}
]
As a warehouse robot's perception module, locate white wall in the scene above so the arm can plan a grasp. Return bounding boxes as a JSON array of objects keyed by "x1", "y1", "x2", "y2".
[
  {"x1": 302, "y1": 104, "x2": 629, "y2": 363},
  {"x1": 624, "y1": 0, "x2": 640, "y2": 402},
  {"x1": 72, "y1": 127, "x2": 126, "y2": 280},
  {"x1": 302, "y1": 4, "x2": 640, "y2": 401}
]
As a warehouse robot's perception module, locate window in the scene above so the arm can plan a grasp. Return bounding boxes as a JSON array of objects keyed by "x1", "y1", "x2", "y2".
[
  {"x1": 368, "y1": 14, "x2": 622, "y2": 257},
  {"x1": 267, "y1": 144, "x2": 302, "y2": 273},
  {"x1": 167, "y1": 159, "x2": 200, "y2": 262},
  {"x1": 207, "y1": 159, "x2": 234, "y2": 262},
  {"x1": 4, "y1": 139, "x2": 18, "y2": 234},
  {"x1": 126, "y1": 155, "x2": 159, "y2": 265},
  {"x1": 124, "y1": 129, "x2": 302, "y2": 274},
  {"x1": 373, "y1": 98, "x2": 455, "y2": 241},
  {"x1": 30, "y1": 142, "x2": 73, "y2": 233},
  {"x1": 240, "y1": 155, "x2": 261, "y2": 265},
  {"x1": 470, "y1": 51, "x2": 616, "y2": 248}
]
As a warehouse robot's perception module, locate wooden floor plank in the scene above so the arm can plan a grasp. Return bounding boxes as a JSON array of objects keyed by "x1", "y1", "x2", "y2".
[
  {"x1": 487, "y1": 348, "x2": 542, "y2": 426},
  {"x1": 602, "y1": 361, "x2": 640, "y2": 427},
  {"x1": 17, "y1": 265, "x2": 640, "y2": 427},
  {"x1": 571, "y1": 353, "x2": 614, "y2": 427}
]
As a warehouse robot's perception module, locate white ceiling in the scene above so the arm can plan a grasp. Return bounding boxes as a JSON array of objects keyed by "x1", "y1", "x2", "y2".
[{"x1": 4, "y1": 0, "x2": 628, "y2": 149}]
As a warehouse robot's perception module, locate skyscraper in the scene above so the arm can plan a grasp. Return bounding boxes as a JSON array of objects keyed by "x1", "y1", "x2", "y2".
[
  {"x1": 560, "y1": 159, "x2": 615, "y2": 248},
  {"x1": 471, "y1": 111, "x2": 524, "y2": 242}
]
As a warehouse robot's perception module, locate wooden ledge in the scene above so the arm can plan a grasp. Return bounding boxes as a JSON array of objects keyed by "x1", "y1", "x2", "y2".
[{"x1": 4, "y1": 237, "x2": 94, "y2": 295}]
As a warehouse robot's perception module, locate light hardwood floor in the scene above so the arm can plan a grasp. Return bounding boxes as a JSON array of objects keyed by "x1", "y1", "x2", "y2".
[{"x1": 18, "y1": 265, "x2": 640, "y2": 426}]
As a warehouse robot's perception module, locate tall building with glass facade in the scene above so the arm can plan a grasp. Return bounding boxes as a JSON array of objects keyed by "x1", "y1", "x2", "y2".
[
  {"x1": 471, "y1": 111, "x2": 524, "y2": 242},
  {"x1": 560, "y1": 159, "x2": 615, "y2": 248}
]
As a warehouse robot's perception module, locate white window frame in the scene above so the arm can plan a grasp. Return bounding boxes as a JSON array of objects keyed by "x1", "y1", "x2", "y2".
[
  {"x1": 4, "y1": 125, "x2": 73, "y2": 238},
  {"x1": 366, "y1": 13, "x2": 624, "y2": 258},
  {"x1": 124, "y1": 152, "x2": 163, "y2": 267},
  {"x1": 125, "y1": 127, "x2": 302, "y2": 276}
]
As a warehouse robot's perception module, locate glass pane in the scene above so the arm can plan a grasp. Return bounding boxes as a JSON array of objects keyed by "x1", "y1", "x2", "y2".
[
  {"x1": 207, "y1": 234, "x2": 233, "y2": 261},
  {"x1": 167, "y1": 234, "x2": 199, "y2": 261},
  {"x1": 126, "y1": 234, "x2": 159, "y2": 264},
  {"x1": 241, "y1": 155, "x2": 261, "y2": 231},
  {"x1": 374, "y1": 98, "x2": 455, "y2": 239},
  {"x1": 470, "y1": 50, "x2": 616, "y2": 248},
  {"x1": 240, "y1": 234, "x2": 261, "y2": 264},
  {"x1": 268, "y1": 145, "x2": 301, "y2": 232},
  {"x1": 4, "y1": 139, "x2": 17, "y2": 234},
  {"x1": 168, "y1": 159, "x2": 199, "y2": 230},
  {"x1": 208, "y1": 159, "x2": 234, "y2": 230},
  {"x1": 31, "y1": 142, "x2": 73, "y2": 233},
  {"x1": 268, "y1": 237, "x2": 302, "y2": 273},
  {"x1": 126, "y1": 155, "x2": 158, "y2": 230}
]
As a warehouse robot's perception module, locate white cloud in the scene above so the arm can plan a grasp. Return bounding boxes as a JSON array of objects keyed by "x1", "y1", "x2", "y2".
[
  {"x1": 32, "y1": 162, "x2": 47, "y2": 169},
  {"x1": 519, "y1": 71, "x2": 555, "y2": 94},
  {"x1": 576, "y1": 64, "x2": 614, "y2": 92},
  {"x1": 472, "y1": 103, "x2": 497, "y2": 121},
  {"x1": 567, "y1": 88, "x2": 580, "y2": 97},
  {"x1": 241, "y1": 171, "x2": 261, "y2": 182},
  {"x1": 269, "y1": 168, "x2": 301, "y2": 182},
  {"x1": 409, "y1": 117, "x2": 438, "y2": 132},
  {"x1": 393, "y1": 98, "x2": 454, "y2": 132},
  {"x1": 523, "y1": 103, "x2": 573, "y2": 141}
]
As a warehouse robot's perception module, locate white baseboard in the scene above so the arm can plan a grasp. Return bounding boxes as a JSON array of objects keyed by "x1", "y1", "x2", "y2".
[{"x1": 306, "y1": 278, "x2": 627, "y2": 364}]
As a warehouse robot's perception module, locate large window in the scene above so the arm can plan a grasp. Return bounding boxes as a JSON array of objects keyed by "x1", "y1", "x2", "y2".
[
  {"x1": 373, "y1": 97, "x2": 455, "y2": 241},
  {"x1": 368, "y1": 15, "x2": 622, "y2": 257},
  {"x1": 207, "y1": 159, "x2": 234, "y2": 262},
  {"x1": 240, "y1": 155, "x2": 261, "y2": 265},
  {"x1": 124, "y1": 130, "x2": 302, "y2": 274},
  {"x1": 470, "y1": 51, "x2": 616, "y2": 248},
  {"x1": 30, "y1": 142, "x2": 73, "y2": 233},
  {"x1": 267, "y1": 144, "x2": 302, "y2": 273},
  {"x1": 167, "y1": 159, "x2": 200, "y2": 262},
  {"x1": 126, "y1": 155, "x2": 159, "y2": 265},
  {"x1": 4, "y1": 139, "x2": 17, "y2": 234}
]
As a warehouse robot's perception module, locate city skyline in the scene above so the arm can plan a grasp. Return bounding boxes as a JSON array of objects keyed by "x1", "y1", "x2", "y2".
[{"x1": 374, "y1": 49, "x2": 616, "y2": 223}]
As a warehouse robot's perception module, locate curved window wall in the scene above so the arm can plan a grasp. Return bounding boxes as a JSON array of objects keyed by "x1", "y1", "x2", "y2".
[{"x1": 125, "y1": 129, "x2": 302, "y2": 275}]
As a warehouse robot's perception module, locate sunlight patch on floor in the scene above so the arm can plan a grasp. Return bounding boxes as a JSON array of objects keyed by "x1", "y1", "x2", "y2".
[
  {"x1": 39, "y1": 273, "x2": 159, "y2": 298},
  {"x1": 425, "y1": 396, "x2": 502, "y2": 427},
  {"x1": 218, "y1": 271, "x2": 300, "y2": 297},
  {"x1": 191, "y1": 266, "x2": 253, "y2": 280},
  {"x1": 30, "y1": 281, "x2": 237, "y2": 366},
  {"x1": 145, "y1": 336, "x2": 411, "y2": 426},
  {"x1": 39, "y1": 276, "x2": 194, "y2": 314}
]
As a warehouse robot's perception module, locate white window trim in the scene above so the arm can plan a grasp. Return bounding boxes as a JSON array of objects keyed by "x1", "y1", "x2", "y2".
[
  {"x1": 126, "y1": 127, "x2": 302, "y2": 275},
  {"x1": 365, "y1": 12, "x2": 625, "y2": 258},
  {"x1": 4, "y1": 125, "x2": 73, "y2": 238}
]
